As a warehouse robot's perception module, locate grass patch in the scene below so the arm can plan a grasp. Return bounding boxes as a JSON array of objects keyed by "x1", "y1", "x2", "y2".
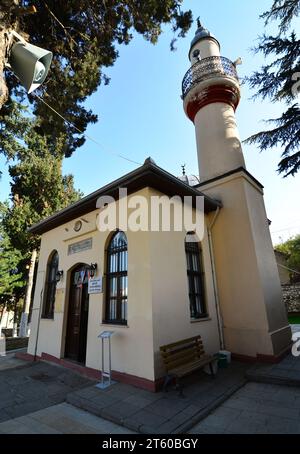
[{"x1": 288, "y1": 315, "x2": 300, "y2": 324}]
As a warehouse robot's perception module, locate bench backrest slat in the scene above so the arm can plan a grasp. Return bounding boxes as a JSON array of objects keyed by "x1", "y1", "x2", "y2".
[
  {"x1": 160, "y1": 335, "x2": 206, "y2": 372},
  {"x1": 161, "y1": 344, "x2": 204, "y2": 362}
]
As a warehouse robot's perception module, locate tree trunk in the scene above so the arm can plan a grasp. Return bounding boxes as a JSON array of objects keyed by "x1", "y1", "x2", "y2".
[
  {"x1": 0, "y1": 305, "x2": 4, "y2": 324},
  {"x1": 0, "y1": 24, "x2": 9, "y2": 109},
  {"x1": 19, "y1": 249, "x2": 37, "y2": 337}
]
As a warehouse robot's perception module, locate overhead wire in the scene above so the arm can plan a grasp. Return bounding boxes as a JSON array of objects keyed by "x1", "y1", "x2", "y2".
[{"x1": 33, "y1": 93, "x2": 142, "y2": 166}]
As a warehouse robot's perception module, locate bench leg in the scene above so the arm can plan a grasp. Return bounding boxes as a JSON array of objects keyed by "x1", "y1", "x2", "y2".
[
  {"x1": 209, "y1": 362, "x2": 215, "y2": 378},
  {"x1": 163, "y1": 374, "x2": 174, "y2": 393},
  {"x1": 175, "y1": 377, "x2": 185, "y2": 398}
]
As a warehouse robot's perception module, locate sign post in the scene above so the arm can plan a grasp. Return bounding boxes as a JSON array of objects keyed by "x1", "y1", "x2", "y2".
[{"x1": 96, "y1": 331, "x2": 116, "y2": 389}]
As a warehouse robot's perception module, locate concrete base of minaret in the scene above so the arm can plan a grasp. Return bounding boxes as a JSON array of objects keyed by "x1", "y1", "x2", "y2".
[{"x1": 199, "y1": 167, "x2": 292, "y2": 360}]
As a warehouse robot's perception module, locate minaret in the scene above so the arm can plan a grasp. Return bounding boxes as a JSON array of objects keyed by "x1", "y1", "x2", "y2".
[
  {"x1": 182, "y1": 21, "x2": 291, "y2": 361},
  {"x1": 183, "y1": 19, "x2": 245, "y2": 181}
]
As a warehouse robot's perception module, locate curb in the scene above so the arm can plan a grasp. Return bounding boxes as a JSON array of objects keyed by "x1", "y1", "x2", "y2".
[
  {"x1": 66, "y1": 379, "x2": 248, "y2": 435},
  {"x1": 172, "y1": 379, "x2": 247, "y2": 434},
  {"x1": 246, "y1": 371, "x2": 300, "y2": 388}
]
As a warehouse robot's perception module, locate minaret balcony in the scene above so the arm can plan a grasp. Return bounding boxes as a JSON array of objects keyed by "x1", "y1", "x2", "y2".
[{"x1": 182, "y1": 56, "x2": 239, "y2": 100}]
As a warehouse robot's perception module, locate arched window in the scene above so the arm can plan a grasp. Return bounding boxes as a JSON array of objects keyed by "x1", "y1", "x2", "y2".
[
  {"x1": 185, "y1": 234, "x2": 207, "y2": 319},
  {"x1": 42, "y1": 251, "x2": 59, "y2": 319},
  {"x1": 105, "y1": 231, "x2": 128, "y2": 325}
]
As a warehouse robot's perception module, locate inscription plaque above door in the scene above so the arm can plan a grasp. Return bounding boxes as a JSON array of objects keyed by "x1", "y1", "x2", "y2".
[{"x1": 68, "y1": 238, "x2": 92, "y2": 255}]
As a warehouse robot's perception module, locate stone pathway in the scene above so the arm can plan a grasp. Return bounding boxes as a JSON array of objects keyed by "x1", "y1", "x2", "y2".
[
  {"x1": 2, "y1": 350, "x2": 300, "y2": 434},
  {"x1": 189, "y1": 382, "x2": 300, "y2": 434},
  {"x1": 0, "y1": 352, "x2": 26, "y2": 371},
  {"x1": 0, "y1": 360, "x2": 93, "y2": 423},
  {"x1": 67, "y1": 361, "x2": 248, "y2": 434},
  {"x1": 246, "y1": 353, "x2": 300, "y2": 387},
  {"x1": 0, "y1": 403, "x2": 135, "y2": 434}
]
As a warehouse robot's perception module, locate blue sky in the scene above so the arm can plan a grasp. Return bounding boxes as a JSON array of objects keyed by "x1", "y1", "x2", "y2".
[{"x1": 0, "y1": 0, "x2": 299, "y2": 244}]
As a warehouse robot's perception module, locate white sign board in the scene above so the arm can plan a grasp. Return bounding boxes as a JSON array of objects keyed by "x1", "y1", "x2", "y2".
[{"x1": 88, "y1": 277, "x2": 103, "y2": 294}]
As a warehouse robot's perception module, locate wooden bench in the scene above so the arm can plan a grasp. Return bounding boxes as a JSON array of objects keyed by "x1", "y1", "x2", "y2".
[{"x1": 160, "y1": 335, "x2": 215, "y2": 395}]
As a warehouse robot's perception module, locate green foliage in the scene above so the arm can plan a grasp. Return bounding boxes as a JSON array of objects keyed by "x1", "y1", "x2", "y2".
[
  {"x1": 0, "y1": 203, "x2": 25, "y2": 308},
  {"x1": 276, "y1": 234, "x2": 300, "y2": 280},
  {"x1": 2, "y1": 131, "x2": 82, "y2": 253},
  {"x1": 0, "y1": 114, "x2": 82, "y2": 308},
  {"x1": 1, "y1": 0, "x2": 193, "y2": 158},
  {"x1": 0, "y1": 110, "x2": 82, "y2": 312},
  {"x1": 261, "y1": 0, "x2": 300, "y2": 32},
  {"x1": 1, "y1": 102, "x2": 82, "y2": 257},
  {"x1": 245, "y1": 0, "x2": 300, "y2": 176}
]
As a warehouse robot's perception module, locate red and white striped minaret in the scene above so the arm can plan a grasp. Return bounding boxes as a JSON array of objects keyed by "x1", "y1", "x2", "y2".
[{"x1": 182, "y1": 20, "x2": 245, "y2": 182}]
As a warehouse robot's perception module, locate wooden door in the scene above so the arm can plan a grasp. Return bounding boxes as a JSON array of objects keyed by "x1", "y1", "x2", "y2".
[{"x1": 65, "y1": 266, "x2": 89, "y2": 364}]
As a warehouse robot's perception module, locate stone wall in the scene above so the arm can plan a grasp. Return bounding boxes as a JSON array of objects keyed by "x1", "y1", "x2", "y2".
[{"x1": 282, "y1": 284, "x2": 300, "y2": 313}]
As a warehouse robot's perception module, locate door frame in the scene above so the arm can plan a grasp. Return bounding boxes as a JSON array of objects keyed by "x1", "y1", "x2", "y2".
[{"x1": 63, "y1": 263, "x2": 90, "y2": 364}]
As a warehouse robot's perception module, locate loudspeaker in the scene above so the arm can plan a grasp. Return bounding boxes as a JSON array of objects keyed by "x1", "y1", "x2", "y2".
[{"x1": 9, "y1": 41, "x2": 53, "y2": 93}]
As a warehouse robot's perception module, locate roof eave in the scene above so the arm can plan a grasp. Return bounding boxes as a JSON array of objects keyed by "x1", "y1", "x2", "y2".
[{"x1": 28, "y1": 161, "x2": 221, "y2": 235}]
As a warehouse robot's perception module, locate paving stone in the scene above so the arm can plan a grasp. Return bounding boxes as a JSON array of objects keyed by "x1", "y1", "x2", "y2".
[
  {"x1": 190, "y1": 382, "x2": 300, "y2": 434},
  {"x1": 0, "y1": 359, "x2": 93, "y2": 423},
  {"x1": 1, "y1": 425, "x2": 40, "y2": 434},
  {"x1": 145, "y1": 398, "x2": 189, "y2": 419},
  {"x1": 238, "y1": 409, "x2": 270, "y2": 423},
  {"x1": 264, "y1": 416, "x2": 300, "y2": 434},
  {"x1": 109, "y1": 426, "x2": 136, "y2": 434},
  {"x1": 222, "y1": 396, "x2": 260, "y2": 411},
  {"x1": 12, "y1": 416, "x2": 62, "y2": 434},
  {"x1": 101, "y1": 401, "x2": 140, "y2": 423},
  {"x1": 0, "y1": 357, "x2": 26, "y2": 371},
  {"x1": 123, "y1": 394, "x2": 155, "y2": 408},
  {"x1": 0, "y1": 410, "x2": 11, "y2": 423},
  {"x1": 226, "y1": 419, "x2": 263, "y2": 434},
  {"x1": 71, "y1": 398, "x2": 105, "y2": 417},
  {"x1": 246, "y1": 354, "x2": 300, "y2": 387},
  {"x1": 255, "y1": 402, "x2": 299, "y2": 419},
  {"x1": 74, "y1": 387, "x2": 101, "y2": 399},
  {"x1": 189, "y1": 424, "x2": 226, "y2": 434},
  {"x1": 88, "y1": 392, "x2": 120, "y2": 408},
  {"x1": 7, "y1": 403, "x2": 129, "y2": 434},
  {"x1": 4, "y1": 398, "x2": 55, "y2": 419},
  {"x1": 42, "y1": 415, "x2": 99, "y2": 434},
  {"x1": 98, "y1": 387, "x2": 134, "y2": 401},
  {"x1": 1, "y1": 356, "x2": 249, "y2": 433},
  {"x1": 48, "y1": 391, "x2": 71, "y2": 405},
  {"x1": 58, "y1": 403, "x2": 114, "y2": 430},
  {"x1": 211, "y1": 406, "x2": 242, "y2": 420},
  {"x1": 125, "y1": 409, "x2": 168, "y2": 432},
  {"x1": 123, "y1": 387, "x2": 161, "y2": 401}
]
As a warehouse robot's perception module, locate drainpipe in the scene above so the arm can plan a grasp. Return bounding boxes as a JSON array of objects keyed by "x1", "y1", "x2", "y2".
[
  {"x1": 34, "y1": 288, "x2": 43, "y2": 361},
  {"x1": 207, "y1": 207, "x2": 224, "y2": 350}
]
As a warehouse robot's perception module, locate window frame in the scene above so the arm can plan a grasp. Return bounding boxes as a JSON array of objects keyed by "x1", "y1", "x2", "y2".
[
  {"x1": 185, "y1": 238, "x2": 207, "y2": 320},
  {"x1": 42, "y1": 250, "x2": 59, "y2": 319},
  {"x1": 104, "y1": 231, "x2": 128, "y2": 326}
]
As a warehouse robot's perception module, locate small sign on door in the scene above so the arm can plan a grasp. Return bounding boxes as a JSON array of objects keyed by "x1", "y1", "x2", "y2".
[{"x1": 88, "y1": 277, "x2": 103, "y2": 294}]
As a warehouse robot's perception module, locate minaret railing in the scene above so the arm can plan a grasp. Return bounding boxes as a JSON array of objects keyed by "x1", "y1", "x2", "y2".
[{"x1": 182, "y1": 56, "x2": 239, "y2": 99}]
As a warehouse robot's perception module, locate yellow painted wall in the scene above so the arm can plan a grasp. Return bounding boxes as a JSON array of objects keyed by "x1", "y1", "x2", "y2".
[
  {"x1": 147, "y1": 188, "x2": 220, "y2": 379},
  {"x1": 28, "y1": 189, "x2": 154, "y2": 381},
  {"x1": 28, "y1": 187, "x2": 219, "y2": 382},
  {"x1": 201, "y1": 171, "x2": 291, "y2": 357}
]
